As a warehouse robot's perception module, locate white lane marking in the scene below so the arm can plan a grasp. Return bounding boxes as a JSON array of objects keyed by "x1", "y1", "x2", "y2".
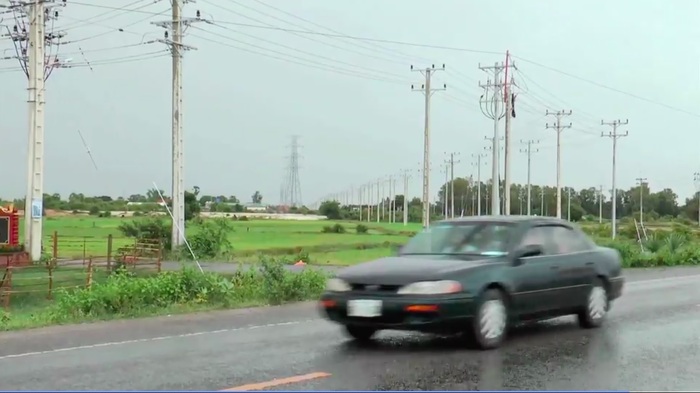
[
  {"x1": 1, "y1": 272, "x2": 699, "y2": 361},
  {"x1": 0, "y1": 319, "x2": 318, "y2": 361}
]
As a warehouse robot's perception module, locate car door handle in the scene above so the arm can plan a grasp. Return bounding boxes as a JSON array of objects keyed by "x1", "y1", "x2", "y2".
[{"x1": 585, "y1": 262, "x2": 594, "y2": 266}]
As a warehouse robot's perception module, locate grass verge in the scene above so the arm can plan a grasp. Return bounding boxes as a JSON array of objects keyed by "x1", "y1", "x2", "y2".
[{"x1": 0, "y1": 257, "x2": 329, "y2": 331}]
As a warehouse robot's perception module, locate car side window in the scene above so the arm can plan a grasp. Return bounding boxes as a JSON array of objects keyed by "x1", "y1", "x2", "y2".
[
  {"x1": 550, "y1": 226, "x2": 594, "y2": 254},
  {"x1": 519, "y1": 226, "x2": 554, "y2": 255}
]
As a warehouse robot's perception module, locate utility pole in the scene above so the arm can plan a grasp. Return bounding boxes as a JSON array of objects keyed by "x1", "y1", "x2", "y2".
[
  {"x1": 5, "y1": 0, "x2": 65, "y2": 261},
  {"x1": 599, "y1": 185, "x2": 604, "y2": 223},
  {"x1": 411, "y1": 64, "x2": 446, "y2": 228},
  {"x1": 152, "y1": 2, "x2": 204, "y2": 248},
  {"x1": 441, "y1": 163, "x2": 449, "y2": 218},
  {"x1": 401, "y1": 169, "x2": 412, "y2": 226},
  {"x1": 519, "y1": 139, "x2": 539, "y2": 216},
  {"x1": 479, "y1": 62, "x2": 506, "y2": 215},
  {"x1": 567, "y1": 187, "x2": 571, "y2": 221},
  {"x1": 545, "y1": 110, "x2": 572, "y2": 219},
  {"x1": 636, "y1": 177, "x2": 647, "y2": 225},
  {"x1": 376, "y1": 178, "x2": 381, "y2": 223},
  {"x1": 601, "y1": 119, "x2": 629, "y2": 239},
  {"x1": 540, "y1": 188, "x2": 545, "y2": 216},
  {"x1": 367, "y1": 183, "x2": 372, "y2": 222},
  {"x1": 694, "y1": 173, "x2": 700, "y2": 227},
  {"x1": 471, "y1": 153, "x2": 487, "y2": 216},
  {"x1": 502, "y1": 51, "x2": 517, "y2": 216},
  {"x1": 445, "y1": 152, "x2": 461, "y2": 219}
]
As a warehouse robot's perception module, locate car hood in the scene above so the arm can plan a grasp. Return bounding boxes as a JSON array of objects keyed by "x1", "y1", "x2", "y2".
[{"x1": 336, "y1": 255, "x2": 500, "y2": 286}]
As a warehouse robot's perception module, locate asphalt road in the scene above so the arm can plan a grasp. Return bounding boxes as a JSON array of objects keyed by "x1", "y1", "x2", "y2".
[{"x1": 1, "y1": 266, "x2": 700, "y2": 391}]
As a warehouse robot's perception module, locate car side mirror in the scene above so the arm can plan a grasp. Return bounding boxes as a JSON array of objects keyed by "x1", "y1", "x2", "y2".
[{"x1": 513, "y1": 244, "x2": 543, "y2": 264}]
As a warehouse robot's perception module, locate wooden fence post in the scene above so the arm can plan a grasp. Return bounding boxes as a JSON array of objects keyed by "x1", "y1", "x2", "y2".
[
  {"x1": 86, "y1": 257, "x2": 93, "y2": 289},
  {"x1": 52, "y1": 231, "x2": 58, "y2": 261},
  {"x1": 107, "y1": 234, "x2": 113, "y2": 273},
  {"x1": 47, "y1": 260, "x2": 54, "y2": 300},
  {"x1": 2, "y1": 267, "x2": 12, "y2": 310}
]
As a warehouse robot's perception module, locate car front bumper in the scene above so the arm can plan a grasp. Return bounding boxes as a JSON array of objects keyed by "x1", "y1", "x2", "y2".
[
  {"x1": 319, "y1": 292, "x2": 476, "y2": 333},
  {"x1": 609, "y1": 276, "x2": 624, "y2": 300}
]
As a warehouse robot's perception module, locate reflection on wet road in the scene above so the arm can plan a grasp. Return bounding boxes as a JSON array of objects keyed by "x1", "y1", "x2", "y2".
[{"x1": 0, "y1": 268, "x2": 699, "y2": 390}]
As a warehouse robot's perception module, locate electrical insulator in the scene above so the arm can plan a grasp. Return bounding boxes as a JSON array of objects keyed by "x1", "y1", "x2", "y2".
[
  {"x1": 164, "y1": 31, "x2": 168, "y2": 39},
  {"x1": 196, "y1": 10, "x2": 201, "y2": 18}
]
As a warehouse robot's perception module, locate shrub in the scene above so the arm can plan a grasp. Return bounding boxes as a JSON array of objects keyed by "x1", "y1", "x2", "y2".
[
  {"x1": 45, "y1": 259, "x2": 328, "y2": 321},
  {"x1": 118, "y1": 217, "x2": 172, "y2": 251},
  {"x1": 88, "y1": 206, "x2": 100, "y2": 216},
  {"x1": 321, "y1": 223, "x2": 346, "y2": 234},
  {"x1": 355, "y1": 224, "x2": 369, "y2": 234},
  {"x1": 183, "y1": 218, "x2": 234, "y2": 259}
]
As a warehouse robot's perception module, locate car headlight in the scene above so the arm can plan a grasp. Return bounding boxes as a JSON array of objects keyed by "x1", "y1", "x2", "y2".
[
  {"x1": 325, "y1": 278, "x2": 351, "y2": 292},
  {"x1": 397, "y1": 280, "x2": 462, "y2": 295}
]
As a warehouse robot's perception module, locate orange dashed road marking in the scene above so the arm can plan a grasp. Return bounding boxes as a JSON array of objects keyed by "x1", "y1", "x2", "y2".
[{"x1": 221, "y1": 372, "x2": 332, "y2": 391}]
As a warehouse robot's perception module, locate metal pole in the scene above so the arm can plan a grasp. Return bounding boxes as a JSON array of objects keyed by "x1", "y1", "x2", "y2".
[
  {"x1": 636, "y1": 177, "x2": 647, "y2": 225},
  {"x1": 403, "y1": 171, "x2": 409, "y2": 226},
  {"x1": 567, "y1": 187, "x2": 571, "y2": 221}
]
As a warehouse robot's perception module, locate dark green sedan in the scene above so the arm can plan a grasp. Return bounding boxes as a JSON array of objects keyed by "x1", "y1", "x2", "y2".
[{"x1": 319, "y1": 216, "x2": 624, "y2": 350}]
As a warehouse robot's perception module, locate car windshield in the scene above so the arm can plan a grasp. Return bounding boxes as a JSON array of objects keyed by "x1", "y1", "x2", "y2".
[{"x1": 400, "y1": 222, "x2": 514, "y2": 256}]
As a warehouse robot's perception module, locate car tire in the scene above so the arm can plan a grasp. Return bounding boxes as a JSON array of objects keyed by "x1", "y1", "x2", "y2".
[
  {"x1": 466, "y1": 288, "x2": 509, "y2": 350},
  {"x1": 344, "y1": 325, "x2": 377, "y2": 342},
  {"x1": 578, "y1": 278, "x2": 609, "y2": 329}
]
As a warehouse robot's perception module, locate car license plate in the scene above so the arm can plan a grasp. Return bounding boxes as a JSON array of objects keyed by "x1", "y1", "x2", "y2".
[{"x1": 347, "y1": 299, "x2": 382, "y2": 317}]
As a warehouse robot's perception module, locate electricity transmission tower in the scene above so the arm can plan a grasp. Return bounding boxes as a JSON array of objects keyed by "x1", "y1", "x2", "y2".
[
  {"x1": 2, "y1": 0, "x2": 66, "y2": 260},
  {"x1": 411, "y1": 64, "x2": 446, "y2": 228},
  {"x1": 281, "y1": 136, "x2": 303, "y2": 207},
  {"x1": 478, "y1": 62, "x2": 507, "y2": 215},
  {"x1": 601, "y1": 119, "x2": 629, "y2": 239},
  {"x1": 152, "y1": 1, "x2": 206, "y2": 248},
  {"x1": 519, "y1": 139, "x2": 539, "y2": 216},
  {"x1": 545, "y1": 110, "x2": 572, "y2": 219},
  {"x1": 636, "y1": 177, "x2": 647, "y2": 225}
]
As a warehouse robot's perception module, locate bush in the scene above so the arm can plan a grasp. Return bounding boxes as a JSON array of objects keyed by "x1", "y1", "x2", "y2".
[
  {"x1": 88, "y1": 206, "x2": 100, "y2": 216},
  {"x1": 183, "y1": 218, "x2": 234, "y2": 260},
  {"x1": 44, "y1": 259, "x2": 328, "y2": 321},
  {"x1": 321, "y1": 223, "x2": 346, "y2": 234},
  {"x1": 118, "y1": 217, "x2": 172, "y2": 251},
  {"x1": 356, "y1": 224, "x2": 369, "y2": 234}
]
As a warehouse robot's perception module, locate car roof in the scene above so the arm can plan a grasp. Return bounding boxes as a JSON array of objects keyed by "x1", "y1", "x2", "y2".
[{"x1": 440, "y1": 215, "x2": 572, "y2": 227}]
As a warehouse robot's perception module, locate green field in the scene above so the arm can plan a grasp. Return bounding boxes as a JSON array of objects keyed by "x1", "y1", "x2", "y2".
[{"x1": 21, "y1": 216, "x2": 418, "y2": 265}]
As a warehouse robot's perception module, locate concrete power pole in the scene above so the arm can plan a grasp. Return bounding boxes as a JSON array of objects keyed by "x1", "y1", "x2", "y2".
[
  {"x1": 152, "y1": 2, "x2": 204, "y2": 248},
  {"x1": 502, "y1": 52, "x2": 517, "y2": 216},
  {"x1": 694, "y1": 173, "x2": 700, "y2": 227},
  {"x1": 601, "y1": 119, "x2": 629, "y2": 240},
  {"x1": 519, "y1": 139, "x2": 539, "y2": 216},
  {"x1": 471, "y1": 153, "x2": 487, "y2": 216},
  {"x1": 567, "y1": 187, "x2": 572, "y2": 221},
  {"x1": 545, "y1": 110, "x2": 572, "y2": 219},
  {"x1": 478, "y1": 62, "x2": 506, "y2": 215},
  {"x1": 445, "y1": 152, "x2": 461, "y2": 219},
  {"x1": 411, "y1": 64, "x2": 446, "y2": 229},
  {"x1": 599, "y1": 185, "x2": 604, "y2": 223},
  {"x1": 401, "y1": 169, "x2": 412, "y2": 226},
  {"x1": 636, "y1": 177, "x2": 647, "y2": 225},
  {"x1": 5, "y1": 0, "x2": 65, "y2": 260}
]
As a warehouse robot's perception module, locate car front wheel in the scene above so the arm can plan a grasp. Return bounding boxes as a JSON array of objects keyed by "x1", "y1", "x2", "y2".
[
  {"x1": 344, "y1": 325, "x2": 377, "y2": 341},
  {"x1": 578, "y1": 278, "x2": 609, "y2": 328},
  {"x1": 467, "y1": 289, "x2": 508, "y2": 350}
]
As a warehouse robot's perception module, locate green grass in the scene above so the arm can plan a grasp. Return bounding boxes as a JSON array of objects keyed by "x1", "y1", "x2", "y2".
[{"x1": 20, "y1": 216, "x2": 415, "y2": 264}]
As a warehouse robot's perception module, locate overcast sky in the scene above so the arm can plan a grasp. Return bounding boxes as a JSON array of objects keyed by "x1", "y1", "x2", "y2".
[{"x1": 1, "y1": 0, "x2": 698, "y2": 205}]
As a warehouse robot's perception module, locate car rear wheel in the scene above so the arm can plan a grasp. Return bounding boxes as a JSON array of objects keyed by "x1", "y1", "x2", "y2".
[
  {"x1": 344, "y1": 325, "x2": 377, "y2": 341},
  {"x1": 466, "y1": 289, "x2": 508, "y2": 350},
  {"x1": 578, "y1": 278, "x2": 609, "y2": 329}
]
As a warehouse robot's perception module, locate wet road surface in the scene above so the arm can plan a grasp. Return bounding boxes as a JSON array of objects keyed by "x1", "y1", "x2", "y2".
[{"x1": 0, "y1": 266, "x2": 699, "y2": 391}]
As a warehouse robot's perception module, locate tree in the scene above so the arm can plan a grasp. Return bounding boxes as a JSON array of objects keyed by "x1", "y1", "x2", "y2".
[
  {"x1": 252, "y1": 191, "x2": 263, "y2": 204},
  {"x1": 184, "y1": 190, "x2": 200, "y2": 221},
  {"x1": 319, "y1": 200, "x2": 341, "y2": 219}
]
